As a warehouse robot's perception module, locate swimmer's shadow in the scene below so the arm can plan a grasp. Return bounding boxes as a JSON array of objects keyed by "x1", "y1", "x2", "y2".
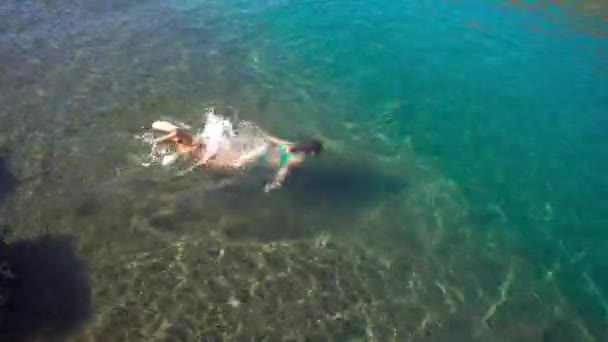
[
  {"x1": 0, "y1": 235, "x2": 92, "y2": 341},
  {"x1": 219, "y1": 159, "x2": 407, "y2": 241},
  {"x1": 286, "y1": 159, "x2": 407, "y2": 209}
]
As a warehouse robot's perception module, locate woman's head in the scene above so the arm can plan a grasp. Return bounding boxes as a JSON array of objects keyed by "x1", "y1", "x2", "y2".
[{"x1": 291, "y1": 139, "x2": 323, "y2": 155}]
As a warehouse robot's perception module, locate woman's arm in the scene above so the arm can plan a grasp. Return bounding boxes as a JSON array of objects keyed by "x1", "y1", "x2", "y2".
[
  {"x1": 264, "y1": 165, "x2": 290, "y2": 192},
  {"x1": 264, "y1": 158, "x2": 302, "y2": 192}
]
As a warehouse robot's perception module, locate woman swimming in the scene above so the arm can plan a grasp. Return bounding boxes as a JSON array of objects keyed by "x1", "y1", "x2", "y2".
[{"x1": 150, "y1": 118, "x2": 323, "y2": 192}]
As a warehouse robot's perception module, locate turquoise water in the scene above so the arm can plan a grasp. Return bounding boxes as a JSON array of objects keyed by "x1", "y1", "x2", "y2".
[{"x1": 1, "y1": 0, "x2": 607, "y2": 340}]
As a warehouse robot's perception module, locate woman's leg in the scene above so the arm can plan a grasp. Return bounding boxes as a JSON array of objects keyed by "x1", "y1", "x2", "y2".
[
  {"x1": 152, "y1": 120, "x2": 179, "y2": 133},
  {"x1": 153, "y1": 131, "x2": 177, "y2": 146}
]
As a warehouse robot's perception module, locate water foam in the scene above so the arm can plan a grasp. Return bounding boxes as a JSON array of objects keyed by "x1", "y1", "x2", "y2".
[{"x1": 135, "y1": 106, "x2": 269, "y2": 175}]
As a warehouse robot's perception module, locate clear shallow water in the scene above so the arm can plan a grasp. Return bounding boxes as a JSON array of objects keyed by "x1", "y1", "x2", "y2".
[{"x1": 0, "y1": 0, "x2": 607, "y2": 340}]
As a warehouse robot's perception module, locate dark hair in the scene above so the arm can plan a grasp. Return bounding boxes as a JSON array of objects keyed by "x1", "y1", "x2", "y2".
[{"x1": 291, "y1": 139, "x2": 323, "y2": 155}]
